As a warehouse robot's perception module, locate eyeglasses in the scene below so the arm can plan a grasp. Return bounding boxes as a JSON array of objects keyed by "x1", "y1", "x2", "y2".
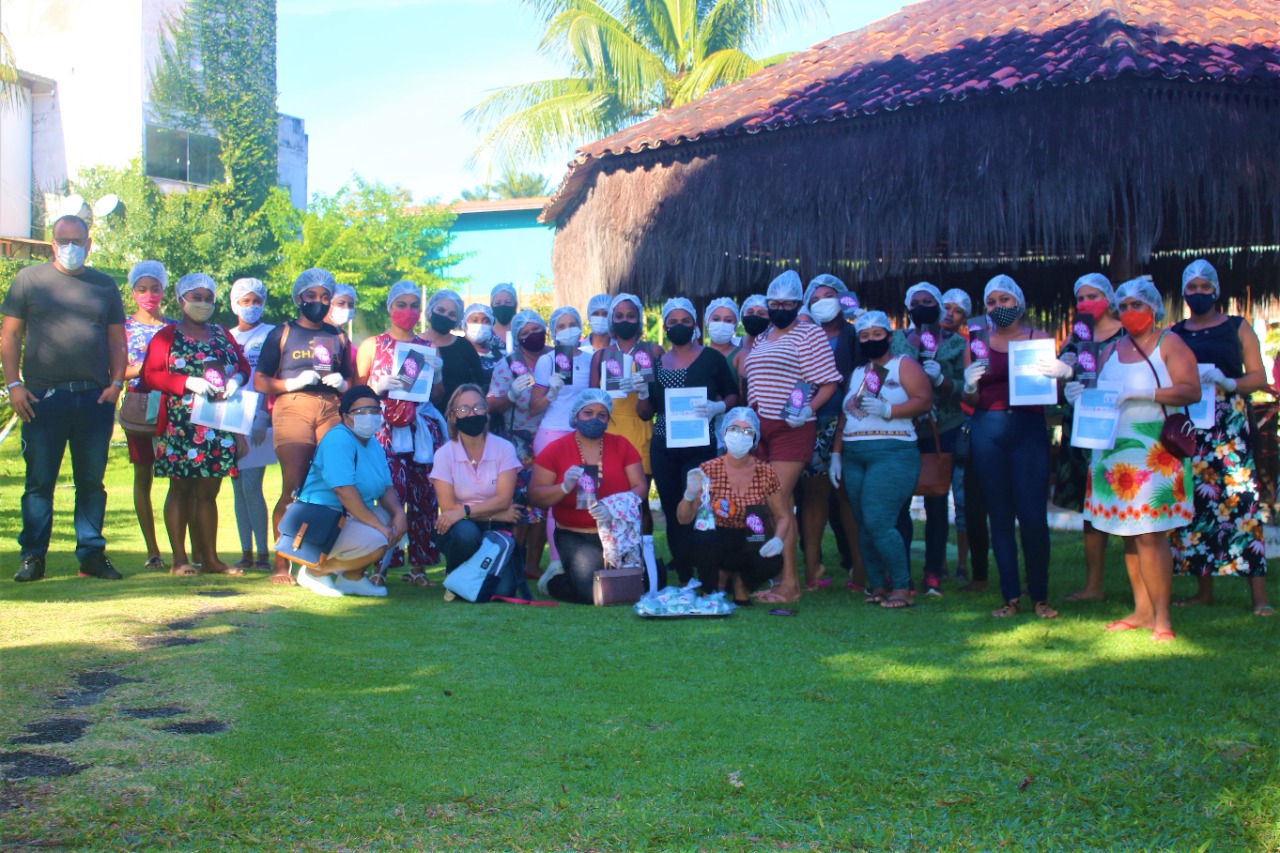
[
  {"x1": 453, "y1": 404, "x2": 489, "y2": 416},
  {"x1": 54, "y1": 237, "x2": 87, "y2": 248},
  {"x1": 348, "y1": 406, "x2": 381, "y2": 416},
  {"x1": 725, "y1": 426, "x2": 757, "y2": 438},
  {"x1": 767, "y1": 300, "x2": 800, "y2": 310}
]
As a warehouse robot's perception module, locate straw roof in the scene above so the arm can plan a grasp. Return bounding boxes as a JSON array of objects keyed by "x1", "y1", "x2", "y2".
[{"x1": 543, "y1": 0, "x2": 1280, "y2": 310}]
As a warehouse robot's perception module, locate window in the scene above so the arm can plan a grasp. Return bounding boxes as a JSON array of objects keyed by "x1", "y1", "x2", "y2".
[{"x1": 145, "y1": 124, "x2": 224, "y2": 186}]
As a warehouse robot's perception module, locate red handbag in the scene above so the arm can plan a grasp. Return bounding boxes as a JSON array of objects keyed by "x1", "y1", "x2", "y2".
[{"x1": 1131, "y1": 334, "x2": 1196, "y2": 460}]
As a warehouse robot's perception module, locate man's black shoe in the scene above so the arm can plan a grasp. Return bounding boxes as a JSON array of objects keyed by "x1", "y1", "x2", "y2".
[
  {"x1": 78, "y1": 552, "x2": 123, "y2": 580},
  {"x1": 14, "y1": 556, "x2": 45, "y2": 583}
]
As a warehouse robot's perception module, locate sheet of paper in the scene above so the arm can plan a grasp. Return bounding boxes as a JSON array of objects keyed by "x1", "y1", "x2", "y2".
[
  {"x1": 664, "y1": 387, "x2": 710, "y2": 448},
  {"x1": 1188, "y1": 364, "x2": 1216, "y2": 430},
  {"x1": 190, "y1": 390, "x2": 261, "y2": 436},
  {"x1": 1070, "y1": 382, "x2": 1122, "y2": 449},
  {"x1": 388, "y1": 342, "x2": 436, "y2": 402},
  {"x1": 1008, "y1": 339, "x2": 1059, "y2": 406}
]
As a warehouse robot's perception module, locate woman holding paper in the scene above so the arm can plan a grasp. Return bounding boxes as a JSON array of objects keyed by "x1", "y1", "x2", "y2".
[
  {"x1": 1169, "y1": 260, "x2": 1272, "y2": 616},
  {"x1": 355, "y1": 280, "x2": 448, "y2": 586},
  {"x1": 636, "y1": 298, "x2": 738, "y2": 584},
  {"x1": 960, "y1": 275, "x2": 1058, "y2": 619},
  {"x1": 831, "y1": 311, "x2": 933, "y2": 609},
  {"x1": 742, "y1": 271, "x2": 844, "y2": 603},
  {"x1": 142, "y1": 273, "x2": 251, "y2": 577},
  {"x1": 227, "y1": 277, "x2": 276, "y2": 573},
  {"x1": 1066, "y1": 278, "x2": 1199, "y2": 641}
]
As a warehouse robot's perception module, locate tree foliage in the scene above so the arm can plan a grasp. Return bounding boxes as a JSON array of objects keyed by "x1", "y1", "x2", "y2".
[
  {"x1": 150, "y1": 0, "x2": 278, "y2": 211},
  {"x1": 0, "y1": 29, "x2": 26, "y2": 111},
  {"x1": 457, "y1": 171, "x2": 551, "y2": 202},
  {"x1": 465, "y1": 0, "x2": 821, "y2": 171}
]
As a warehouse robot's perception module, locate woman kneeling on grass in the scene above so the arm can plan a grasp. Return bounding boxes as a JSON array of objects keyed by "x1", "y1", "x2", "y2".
[
  {"x1": 294, "y1": 386, "x2": 408, "y2": 598},
  {"x1": 528, "y1": 389, "x2": 647, "y2": 604}
]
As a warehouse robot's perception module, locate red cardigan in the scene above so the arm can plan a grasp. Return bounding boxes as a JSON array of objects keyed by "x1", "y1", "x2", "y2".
[{"x1": 141, "y1": 324, "x2": 251, "y2": 437}]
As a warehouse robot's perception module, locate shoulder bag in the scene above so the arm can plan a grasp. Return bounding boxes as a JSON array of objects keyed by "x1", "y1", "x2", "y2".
[
  {"x1": 914, "y1": 415, "x2": 954, "y2": 497},
  {"x1": 593, "y1": 568, "x2": 645, "y2": 606},
  {"x1": 1131, "y1": 333, "x2": 1196, "y2": 460},
  {"x1": 274, "y1": 439, "x2": 352, "y2": 568},
  {"x1": 118, "y1": 389, "x2": 160, "y2": 437}
]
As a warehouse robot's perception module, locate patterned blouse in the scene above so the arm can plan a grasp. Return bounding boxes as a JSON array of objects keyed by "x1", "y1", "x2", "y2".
[
  {"x1": 125, "y1": 316, "x2": 176, "y2": 390},
  {"x1": 698, "y1": 455, "x2": 781, "y2": 530}
]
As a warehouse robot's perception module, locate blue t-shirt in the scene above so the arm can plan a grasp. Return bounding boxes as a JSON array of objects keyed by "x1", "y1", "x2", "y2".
[{"x1": 297, "y1": 425, "x2": 393, "y2": 510}]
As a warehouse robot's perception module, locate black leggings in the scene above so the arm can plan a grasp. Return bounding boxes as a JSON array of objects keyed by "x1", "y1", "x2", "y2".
[
  {"x1": 649, "y1": 435, "x2": 717, "y2": 583},
  {"x1": 963, "y1": 460, "x2": 990, "y2": 581},
  {"x1": 689, "y1": 527, "x2": 782, "y2": 593}
]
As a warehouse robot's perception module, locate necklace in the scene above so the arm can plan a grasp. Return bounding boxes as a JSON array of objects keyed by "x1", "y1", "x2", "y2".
[{"x1": 574, "y1": 432, "x2": 603, "y2": 468}]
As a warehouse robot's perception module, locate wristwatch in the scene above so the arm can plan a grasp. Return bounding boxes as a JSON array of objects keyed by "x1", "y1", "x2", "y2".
[{"x1": 5, "y1": 381, "x2": 21, "y2": 391}]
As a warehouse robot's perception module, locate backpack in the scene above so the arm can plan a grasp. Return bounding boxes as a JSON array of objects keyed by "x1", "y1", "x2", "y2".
[{"x1": 441, "y1": 530, "x2": 524, "y2": 602}]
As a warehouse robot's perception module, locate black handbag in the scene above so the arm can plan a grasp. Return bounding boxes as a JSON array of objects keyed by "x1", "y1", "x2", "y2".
[
  {"x1": 953, "y1": 419, "x2": 972, "y2": 465},
  {"x1": 274, "y1": 449, "x2": 351, "y2": 568}
]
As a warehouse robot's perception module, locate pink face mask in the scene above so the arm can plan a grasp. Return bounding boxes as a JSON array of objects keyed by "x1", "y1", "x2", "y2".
[
  {"x1": 135, "y1": 292, "x2": 163, "y2": 312},
  {"x1": 391, "y1": 308, "x2": 421, "y2": 331}
]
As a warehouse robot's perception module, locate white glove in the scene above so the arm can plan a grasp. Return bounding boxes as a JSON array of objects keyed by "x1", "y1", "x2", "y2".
[
  {"x1": 684, "y1": 468, "x2": 708, "y2": 501},
  {"x1": 1063, "y1": 381, "x2": 1085, "y2": 405},
  {"x1": 635, "y1": 379, "x2": 649, "y2": 400},
  {"x1": 423, "y1": 349, "x2": 443, "y2": 373},
  {"x1": 1036, "y1": 354, "x2": 1074, "y2": 380},
  {"x1": 828, "y1": 463, "x2": 842, "y2": 490},
  {"x1": 321, "y1": 372, "x2": 348, "y2": 391},
  {"x1": 560, "y1": 464, "x2": 584, "y2": 494},
  {"x1": 507, "y1": 373, "x2": 536, "y2": 402},
  {"x1": 963, "y1": 362, "x2": 987, "y2": 394},
  {"x1": 784, "y1": 405, "x2": 812, "y2": 429},
  {"x1": 250, "y1": 411, "x2": 270, "y2": 446},
  {"x1": 223, "y1": 374, "x2": 243, "y2": 398},
  {"x1": 690, "y1": 399, "x2": 727, "y2": 420},
  {"x1": 858, "y1": 396, "x2": 893, "y2": 419},
  {"x1": 546, "y1": 374, "x2": 565, "y2": 402},
  {"x1": 371, "y1": 374, "x2": 407, "y2": 396},
  {"x1": 759, "y1": 537, "x2": 784, "y2": 558},
  {"x1": 922, "y1": 360, "x2": 944, "y2": 386},
  {"x1": 185, "y1": 376, "x2": 215, "y2": 397},
  {"x1": 1201, "y1": 367, "x2": 1237, "y2": 392},
  {"x1": 285, "y1": 370, "x2": 322, "y2": 392},
  {"x1": 1115, "y1": 383, "x2": 1155, "y2": 407},
  {"x1": 1059, "y1": 351, "x2": 1078, "y2": 368},
  {"x1": 588, "y1": 503, "x2": 612, "y2": 524}
]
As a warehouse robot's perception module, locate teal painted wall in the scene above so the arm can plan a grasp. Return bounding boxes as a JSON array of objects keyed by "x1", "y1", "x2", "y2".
[{"x1": 445, "y1": 207, "x2": 555, "y2": 304}]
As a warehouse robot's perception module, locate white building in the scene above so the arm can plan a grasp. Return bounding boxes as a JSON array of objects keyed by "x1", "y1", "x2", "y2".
[{"x1": 0, "y1": 0, "x2": 307, "y2": 241}]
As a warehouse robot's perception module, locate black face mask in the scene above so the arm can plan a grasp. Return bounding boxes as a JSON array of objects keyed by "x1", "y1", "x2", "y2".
[
  {"x1": 455, "y1": 414, "x2": 488, "y2": 437},
  {"x1": 493, "y1": 305, "x2": 517, "y2": 325},
  {"x1": 989, "y1": 305, "x2": 1024, "y2": 328},
  {"x1": 768, "y1": 307, "x2": 799, "y2": 329},
  {"x1": 742, "y1": 315, "x2": 770, "y2": 336},
  {"x1": 861, "y1": 337, "x2": 891, "y2": 359},
  {"x1": 665, "y1": 324, "x2": 695, "y2": 346},
  {"x1": 909, "y1": 304, "x2": 941, "y2": 326},
  {"x1": 1184, "y1": 292, "x2": 1216, "y2": 316},
  {"x1": 612, "y1": 319, "x2": 641, "y2": 340},
  {"x1": 520, "y1": 331, "x2": 546, "y2": 352},
  {"x1": 429, "y1": 312, "x2": 456, "y2": 334},
  {"x1": 299, "y1": 300, "x2": 329, "y2": 323}
]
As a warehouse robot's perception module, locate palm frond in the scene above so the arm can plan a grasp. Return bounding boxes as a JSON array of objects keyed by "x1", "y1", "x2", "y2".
[
  {"x1": 466, "y1": 82, "x2": 624, "y2": 173},
  {"x1": 699, "y1": 0, "x2": 823, "y2": 55},
  {"x1": 671, "y1": 47, "x2": 763, "y2": 105},
  {"x1": 543, "y1": 3, "x2": 670, "y2": 108},
  {"x1": 0, "y1": 30, "x2": 28, "y2": 111}
]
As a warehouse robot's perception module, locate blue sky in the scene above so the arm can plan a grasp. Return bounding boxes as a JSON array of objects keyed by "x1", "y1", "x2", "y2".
[{"x1": 277, "y1": 0, "x2": 908, "y2": 203}]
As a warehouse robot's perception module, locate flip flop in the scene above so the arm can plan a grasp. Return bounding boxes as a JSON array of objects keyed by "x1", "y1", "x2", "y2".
[
  {"x1": 880, "y1": 596, "x2": 913, "y2": 609},
  {"x1": 170, "y1": 564, "x2": 199, "y2": 577},
  {"x1": 233, "y1": 559, "x2": 253, "y2": 570},
  {"x1": 1152, "y1": 630, "x2": 1176, "y2": 643},
  {"x1": 1105, "y1": 619, "x2": 1141, "y2": 631},
  {"x1": 753, "y1": 588, "x2": 798, "y2": 604},
  {"x1": 804, "y1": 577, "x2": 832, "y2": 591},
  {"x1": 145, "y1": 556, "x2": 167, "y2": 571},
  {"x1": 1254, "y1": 605, "x2": 1276, "y2": 617}
]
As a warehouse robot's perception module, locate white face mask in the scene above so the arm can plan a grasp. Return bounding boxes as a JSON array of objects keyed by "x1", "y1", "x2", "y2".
[
  {"x1": 183, "y1": 300, "x2": 215, "y2": 323},
  {"x1": 351, "y1": 413, "x2": 383, "y2": 439},
  {"x1": 234, "y1": 303, "x2": 264, "y2": 325},
  {"x1": 724, "y1": 432, "x2": 754, "y2": 459},
  {"x1": 707, "y1": 321, "x2": 737, "y2": 345},
  {"x1": 466, "y1": 322, "x2": 492, "y2": 344},
  {"x1": 56, "y1": 243, "x2": 87, "y2": 272},
  {"x1": 809, "y1": 298, "x2": 841, "y2": 324},
  {"x1": 555, "y1": 326, "x2": 582, "y2": 346},
  {"x1": 329, "y1": 306, "x2": 352, "y2": 326},
  {"x1": 589, "y1": 314, "x2": 609, "y2": 336}
]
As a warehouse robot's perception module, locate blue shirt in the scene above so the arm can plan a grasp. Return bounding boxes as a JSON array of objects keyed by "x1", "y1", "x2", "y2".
[{"x1": 297, "y1": 425, "x2": 393, "y2": 510}]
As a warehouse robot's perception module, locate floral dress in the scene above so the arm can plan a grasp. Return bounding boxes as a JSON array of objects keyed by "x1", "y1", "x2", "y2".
[{"x1": 154, "y1": 328, "x2": 242, "y2": 480}]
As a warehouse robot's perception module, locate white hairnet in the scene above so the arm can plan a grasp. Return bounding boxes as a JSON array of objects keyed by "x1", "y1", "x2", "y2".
[
  {"x1": 1073, "y1": 273, "x2": 1116, "y2": 309},
  {"x1": 491, "y1": 282, "x2": 518, "y2": 304},
  {"x1": 609, "y1": 293, "x2": 642, "y2": 317},
  {"x1": 661, "y1": 297, "x2": 696, "y2": 324},
  {"x1": 230, "y1": 277, "x2": 266, "y2": 305},
  {"x1": 569, "y1": 387, "x2": 614, "y2": 420},
  {"x1": 465, "y1": 302, "x2": 494, "y2": 324},
  {"x1": 766, "y1": 270, "x2": 804, "y2": 302},
  {"x1": 1116, "y1": 277, "x2": 1166, "y2": 322},
  {"x1": 128, "y1": 260, "x2": 168, "y2": 290},
  {"x1": 804, "y1": 273, "x2": 847, "y2": 305},
  {"x1": 984, "y1": 274, "x2": 1025, "y2": 308},
  {"x1": 386, "y1": 280, "x2": 421, "y2": 310},
  {"x1": 1182, "y1": 259, "x2": 1219, "y2": 297},
  {"x1": 587, "y1": 293, "x2": 613, "y2": 317},
  {"x1": 741, "y1": 294, "x2": 768, "y2": 314},
  {"x1": 904, "y1": 282, "x2": 943, "y2": 308},
  {"x1": 719, "y1": 406, "x2": 761, "y2": 447},
  {"x1": 427, "y1": 289, "x2": 464, "y2": 328},
  {"x1": 855, "y1": 310, "x2": 892, "y2": 333},
  {"x1": 941, "y1": 288, "x2": 972, "y2": 316},
  {"x1": 704, "y1": 297, "x2": 739, "y2": 326},
  {"x1": 176, "y1": 273, "x2": 217, "y2": 301},
  {"x1": 511, "y1": 309, "x2": 545, "y2": 342},
  {"x1": 292, "y1": 268, "x2": 335, "y2": 304},
  {"x1": 550, "y1": 306, "x2": 582, "y2": 331},
  {"x1": 332, "y1": 283, "x2": 357, "y2": 305}
]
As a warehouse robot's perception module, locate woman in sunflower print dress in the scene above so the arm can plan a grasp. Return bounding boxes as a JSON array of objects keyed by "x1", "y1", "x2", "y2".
[
  {"x1": 1170, "y1": 259, "x2": 1272, "y2": 616},
  {"x1": 1070, "y1": 279, "x2": 1200, "y2": 642}
]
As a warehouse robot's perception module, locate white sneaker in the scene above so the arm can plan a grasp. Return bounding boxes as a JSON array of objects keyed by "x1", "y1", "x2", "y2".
[
  {"x1": 332, "y1": 574, "x2": 389, "y2": 597},
  {"x1": 297, "y1": 567, "x2": 344, "y2": 597},
  {"x1": 537, "y1": 560, "x2": 564, "y2": 596}
]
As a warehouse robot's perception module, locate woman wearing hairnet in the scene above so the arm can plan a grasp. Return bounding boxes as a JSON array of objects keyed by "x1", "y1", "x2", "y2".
[
  {"x1": 421, "y1": 288, "x2": 487, "y2": 405},
  {"x1": 490, "y1": 283, "x2": 519, "y2": 353},
  {"x1": 326, "y1": 282, "x2": 357, "y2": 330},
  {"x1": 228, "y1": 277, "x2": 276, "y2": 572},
  {"x1": 584, "y1": 293, "x2": 613, "y2": 353},
  {"x1": 1066, "y1": 277, "x2": 1200, "y2": 641},
  {"x1": 463, "y1": 302, "x2": 502, "y2": 395},
  {"x1": 1169, "y1": 260, "x2": 1272, "y2": 616},
  {"x1": 940, "y1": 288, "x2": 988, "y2": 588}
]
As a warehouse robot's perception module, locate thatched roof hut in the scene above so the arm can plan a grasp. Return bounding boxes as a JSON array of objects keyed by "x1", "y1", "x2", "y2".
[{"x1": 541, "y1": 0, "x2": 1280, "y2": 316}]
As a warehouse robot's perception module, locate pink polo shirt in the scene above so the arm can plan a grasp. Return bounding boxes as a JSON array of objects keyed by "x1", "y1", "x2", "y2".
[{"x1": 430, "y1": 435, "x2": 521, "y2": 504}]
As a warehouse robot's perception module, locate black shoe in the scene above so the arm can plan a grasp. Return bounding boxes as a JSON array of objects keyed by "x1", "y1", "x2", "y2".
[
  {"x1": 78, "y1": 552, "x2": 123, "y2": 580},
  {"x1": 14, "y1": 556, "x2": 45, "y2": 583}
]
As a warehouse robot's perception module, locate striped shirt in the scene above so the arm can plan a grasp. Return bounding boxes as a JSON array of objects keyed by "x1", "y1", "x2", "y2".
[{"x1": 743, "y1": 322, "x2": 844, "y2": 421}]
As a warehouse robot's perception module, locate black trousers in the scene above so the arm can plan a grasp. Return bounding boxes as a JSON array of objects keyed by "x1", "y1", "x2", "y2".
[
  {"x1": 688, "y1": 527, "x2": 782, "y2": 593},
  {"x1": 649, "y1": 434, "x2": 718, "y2": 583}
]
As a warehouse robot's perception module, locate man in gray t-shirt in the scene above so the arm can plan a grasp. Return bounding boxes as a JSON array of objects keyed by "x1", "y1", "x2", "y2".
[{"x1": 0, "y1": 215, "x2": 128, "y2": 581}]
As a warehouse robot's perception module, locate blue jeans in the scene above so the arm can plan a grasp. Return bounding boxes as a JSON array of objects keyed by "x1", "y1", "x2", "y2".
[
  {"x1": 896, "y1": 424, "x2": 959, "y2": 579},
  {"x1": 969, "y1": 409, "x2": 1051, "y2": 602},
  {"x1": 549, "y1": 529, "x2": 604, "y2": 604},
  {"x1": 19, "y1": 388, "x2": 116, "y2": 562},
  {"x1": 842, "y1": 440, "x2": 919, "y2": 591}
]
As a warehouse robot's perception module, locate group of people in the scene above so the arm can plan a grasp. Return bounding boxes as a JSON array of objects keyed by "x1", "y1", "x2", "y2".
[{"x1": 1, "y1": 215, "x2": 1271, "y2": 637}]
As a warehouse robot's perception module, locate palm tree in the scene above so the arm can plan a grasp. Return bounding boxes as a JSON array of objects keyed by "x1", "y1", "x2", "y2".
[
  {"x1": 1, "y1": 30, "x2": 27, "y2": 110},
  {"x1": 492, "y1": 171, "x2": 550, "y2": 198},
  {"x1": 465, "y1": 0, "x2": 821, "y2": 171}
]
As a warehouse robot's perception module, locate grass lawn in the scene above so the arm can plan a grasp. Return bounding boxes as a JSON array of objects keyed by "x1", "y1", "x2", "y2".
[{"x1": 1, "y1": 440, "x2": 1278, "y2": 851}]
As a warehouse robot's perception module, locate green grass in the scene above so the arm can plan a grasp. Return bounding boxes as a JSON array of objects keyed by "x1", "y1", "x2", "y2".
[{"x1": 1, "y1": 441, "x2": 1278, "y2": 850}]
